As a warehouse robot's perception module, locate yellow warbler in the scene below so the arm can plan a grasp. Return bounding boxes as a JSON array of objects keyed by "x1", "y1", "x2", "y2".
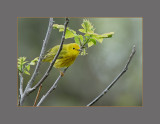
[{"x1": 43, "y1": 43, "x2": 81, "y2": 68}]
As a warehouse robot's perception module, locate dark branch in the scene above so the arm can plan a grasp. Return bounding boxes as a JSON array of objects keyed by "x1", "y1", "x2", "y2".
[{"x1": 87, "y1": 45, "x2": 136, "y2": 106}]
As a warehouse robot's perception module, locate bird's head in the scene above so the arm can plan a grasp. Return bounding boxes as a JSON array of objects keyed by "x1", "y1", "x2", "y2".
[{"x1": 68, "y1": 43, "x2": 82, "y2": 56}]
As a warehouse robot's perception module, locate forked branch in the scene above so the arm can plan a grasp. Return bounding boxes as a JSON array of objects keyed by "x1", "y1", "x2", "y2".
[
  {"x1": 19, "y1": 18, "x2": 54, "y2": 106},
  {"x1": 30, "y1": 18, "x2": 69, "y2": 93}
]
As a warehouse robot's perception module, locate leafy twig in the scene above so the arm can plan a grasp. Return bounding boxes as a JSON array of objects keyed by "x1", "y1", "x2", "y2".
[
  {"x1": 87, "y1": 45, "x2": 136, "y2": 106},
  {"x1": 19, "y1": 18, "x2": 54, "y2": 106},
  {"x1": 36, "y1": 68, "x2": 68, "y2": 106},
  {"x1": 81, "y1": 37, "x2": 90, "y2": 49},
  {"x1": 33, "y1": 84, "x2": 42, "y2": 106},
  {"x1": 29, "y1": 18, "x2": 69, "y2": 93}
]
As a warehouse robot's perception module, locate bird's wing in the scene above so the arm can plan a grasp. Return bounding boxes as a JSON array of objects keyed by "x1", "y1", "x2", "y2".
[{"x1": 43, "y1": 45, "x2": 67, "y2": 62}]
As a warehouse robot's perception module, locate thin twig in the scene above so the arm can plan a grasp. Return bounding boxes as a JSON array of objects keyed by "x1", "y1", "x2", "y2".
[
  {"x1": 80, "y1": 37, "x2": 90, "y2": 49},
  {"x1": 36, "y1": 68, "x2": 68, "y2": 106},
  {"x1": 17, "y1": 95, "x2": 21, "y2": 106},
  {"x1": 30, "y1": 18, "x2": 69, "y2": 93},
  {"x1": 18, "y1": 72, "x2": 24, "y2": 106},
  {"x1": 19, "y1": 73, "x2": 23, "y2": 98},
  {"x1": 33, "y1": 84, "x2": 42, "y2": 106},
  {"x1": 19, "y1": 18, "x2": 54, "y2": 106},
  {"x1": 87, "y1": 45, "x2": 136, "y2": 106}
]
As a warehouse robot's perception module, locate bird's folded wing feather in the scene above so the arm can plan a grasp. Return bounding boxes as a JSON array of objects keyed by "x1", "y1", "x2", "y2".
[{"x1": 43, "y1": 45, "x2": 67, "y2": 62}]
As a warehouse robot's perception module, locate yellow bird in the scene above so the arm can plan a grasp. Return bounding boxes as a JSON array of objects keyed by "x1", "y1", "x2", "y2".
[{"x1": 43, "y1": 43, "x2": 81, "y2": 70}]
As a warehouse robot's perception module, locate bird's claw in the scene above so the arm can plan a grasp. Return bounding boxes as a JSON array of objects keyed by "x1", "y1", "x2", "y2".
[{"x1": 60, "y1": 71, "x2": 64, "y2": 77}]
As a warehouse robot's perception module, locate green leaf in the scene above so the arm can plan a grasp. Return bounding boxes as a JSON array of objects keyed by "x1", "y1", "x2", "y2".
[
  {"x1": 17, "y1": 57, "x2": 29, "y2": 73},
  {"x1": 88, "y1": 42, "x2": 94, "y2": 47},
  {"x1": 88, "y1": 40, "x2": 96, "y2": 47},
  {"x1": 32, "y1": 57, "x2": 39, "y2": 62},
  {"x1": 88, "y1": 38, "x2": 97, "y2": 47},
  {"x1": 78, "y1": 35, "x2": 83, "y2": 43},
  {"x1": 74, "y1": 35, "x2": 84, "y2": 45},
  {"x1": 79, "y1": 19, "x2": 95, "y2": 34},
  {"x1": 21, "y1": 57, "x2": 26, "y2": 61},
  {"x1": 98, "y1": 32, "x2": 114, "y2": 38},
  {"x1": 29, "y1": 57, "x2": 39, "y2": 65},
  {"x1": 59, "y1": 28, "x2": 64, "y2": 32},
  {"x1": 22, "y1": 61, "x2": 28, "y2": 64},
  {"x1": 53, "y1": 24, "x2": 76, "y2": 39},
  {"x1": 84, "y1": 32, "x2": 114, "y2": 43},
  {"x1": 79, "y1": 29, "x2": 86, "y2": 33},
  {"x1": 53, "y1": 24, "x2": 64, "y2": 29},
  {"x1": 83, "y1": 19, "x2": 94, "y2": 33},
  {"x1": 17, "y1": 56, "x2": 39, "y2": 75},
  {"x1": 18, "y1": 61, "x2": 21, "y2": 64},
  {"x1": 57, "y1": 25, "x2": 65, "y2": 29},
  {"x1": 24, "y1": 70, "x2": 30, "y2": 75},
  {"x1": 90, "y1": 35, "x2": 103, "y2": 43},
  {"x1": 74, "y1": 35, "x2": 80, "y2": 45},
  {"x1": 95, "y1": 37, "x2": 103, "y2": 43},
  {"x1": 65, "y1": 29, "x2": 76, "y2": 39},
  {"x1": 30, "y1": 61, "x2": 35, "y2": 65},
  {"x1": 90, "y1": 32, "x2": 114, "y2": 43},
  {"x1": 18, "y1": 57, "x2": 26, "y2": 63},
  {"x1": 18, "y1": 65, "x2": 21, "y2": 71},
  {"x1": 53, "y1": 24, "x2": 58, "y2": 28},
  {"x1": 25, "y1": 65, "x2": 30, "y2": 71},
  {"x1": 90, "y1": 38, "x2": 96, "y2": 44}
]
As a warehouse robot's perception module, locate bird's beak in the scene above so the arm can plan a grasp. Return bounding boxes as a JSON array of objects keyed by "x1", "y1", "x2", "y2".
[{"x1": 78, "y1": 49, "x2": 82, "y2": 52}]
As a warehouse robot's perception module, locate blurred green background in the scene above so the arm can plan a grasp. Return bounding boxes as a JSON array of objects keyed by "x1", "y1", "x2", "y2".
[{"x1": 18, "y1": 17, "x2": 142, "y2": 106}]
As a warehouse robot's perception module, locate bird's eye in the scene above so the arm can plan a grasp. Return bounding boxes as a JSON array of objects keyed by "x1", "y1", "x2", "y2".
[{"x1": 73, "y1": 48, "x2": 75, "y2": 50}]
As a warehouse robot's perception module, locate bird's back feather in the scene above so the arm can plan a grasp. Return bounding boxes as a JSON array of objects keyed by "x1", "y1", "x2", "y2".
[{"x1": 42, "y1": 45, "x2": 67, "y2": 62}]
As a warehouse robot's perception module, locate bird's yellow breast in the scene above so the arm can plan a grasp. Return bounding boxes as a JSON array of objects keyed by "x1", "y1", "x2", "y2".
[{"x1": 54, "y1": 55, "x2": 77, "y2": 68}]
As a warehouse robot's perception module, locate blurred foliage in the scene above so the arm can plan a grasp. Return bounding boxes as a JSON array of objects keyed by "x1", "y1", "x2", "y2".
[{"x1": 18, "y1": 18, "x2": 142, "y2": 106}]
